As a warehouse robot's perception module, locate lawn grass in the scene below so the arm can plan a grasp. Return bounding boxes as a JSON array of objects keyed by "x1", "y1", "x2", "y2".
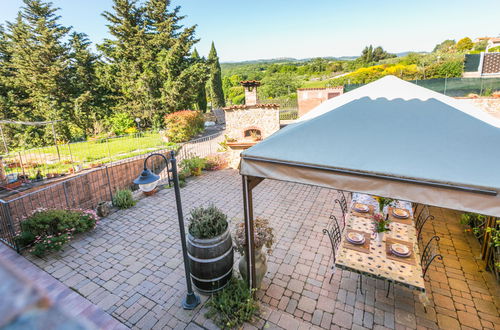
[
  {"x1": 4, "y1": 131, "x2": 175, "y2": 179},
  {"x1": 301, "y1": 80, "x2": 332, "y2": 88}
]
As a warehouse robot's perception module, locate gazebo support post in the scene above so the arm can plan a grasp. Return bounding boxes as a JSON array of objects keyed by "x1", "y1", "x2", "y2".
[
  {"x1": 481, "y1": 216, "x2": 497, "y2": 271},
  {"x1": 242, "y1": 175, "x2": 264, "y2": 292}
]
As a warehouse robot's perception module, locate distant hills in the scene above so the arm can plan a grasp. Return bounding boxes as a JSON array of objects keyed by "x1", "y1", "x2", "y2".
[
  {"x1": 221, "y1": 51, "x2": 428, "y2": 65},
  {"x1": 221, "y1": 56, "x2": 356, "y2": 65}
]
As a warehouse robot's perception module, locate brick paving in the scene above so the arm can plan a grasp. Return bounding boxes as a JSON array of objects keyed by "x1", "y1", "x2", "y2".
[{"x1": 24, "y1": 169, "x2": 500, "y2": 329}]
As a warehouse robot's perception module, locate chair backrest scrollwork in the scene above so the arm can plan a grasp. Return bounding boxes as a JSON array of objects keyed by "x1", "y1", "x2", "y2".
[
  {"x1": 416, "y1": 205, "x2": 435, "y2": 241},
  {"x1": 323, "y1": 215, "x2": 342, "y2": 263},
  {"x1": 335, "y1": 192, "x2": 348, "y2": 228},
  {"x1": 421, "y1": 235, "x2": 443, "y2": 278}
]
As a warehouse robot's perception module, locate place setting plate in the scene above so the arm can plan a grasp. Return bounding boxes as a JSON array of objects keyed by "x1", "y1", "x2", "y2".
[
  {"x1": 390, "y1": 243, "x2": 411, "y2": 257},
  {"x1": 346, "y1": 231, "x2": 365, "y2": 245},
  {"x1": 353, "y1": 203, "x2": 370, "y2": 213},
  {"x1": 392, "y1": 208, "x2": 409, "y2": 219}
]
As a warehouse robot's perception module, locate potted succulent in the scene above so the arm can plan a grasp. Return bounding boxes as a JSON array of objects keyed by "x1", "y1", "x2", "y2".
[
  {"x1": 186, "y1": 205, "x2": 233, "y2": 294},
  {"x1": 234, "y1": 217, "x2": 274, "y2": 289}
]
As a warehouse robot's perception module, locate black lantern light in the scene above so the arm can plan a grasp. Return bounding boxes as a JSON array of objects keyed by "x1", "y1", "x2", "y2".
[{"x1": 134, "y1": 151, "x2": 200, "y2": 310}]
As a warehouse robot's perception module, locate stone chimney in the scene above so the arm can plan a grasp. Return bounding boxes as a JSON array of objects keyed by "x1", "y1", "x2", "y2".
[{"x1": 241, "y1": 81, "x2": 261, "y2": 105}]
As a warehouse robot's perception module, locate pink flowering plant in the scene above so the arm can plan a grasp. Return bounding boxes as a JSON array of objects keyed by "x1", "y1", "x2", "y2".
[
  {"x1": 16, "y1": 208, "x2": 99, "y2": 257},
  {"x1": 373, "y1": 212, "x2": 391, "y2": 233}
]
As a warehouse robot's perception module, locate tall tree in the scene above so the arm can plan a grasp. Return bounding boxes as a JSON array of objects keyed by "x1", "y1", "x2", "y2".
[
  {"x1": 433, "y1": 39, "x2": 456, "y2": 53},
  {"x1": 100, "y1": 0, "x2": 208, "y2": 127},
  {"x1": 207, "y1": 42, "x2": 225, "y2": 108},
  {"x1": 456, "y1": 37, "x2": 473, "y2": 52},
  {"x1": 191, "y1": 48, "x2": 207, "y2": 112},
  {"x1": 0, "y1": 25, "x2": 17, "y2": 149},
  {"x1": 5, "y1": 0, "x2": 72, "y2": 146},
  {"x1": 99, "y1": 0, "x2": 146, "y2": 118},
  {"x1": 68, "y1": 32, "x2": 103, "y2": 137},
  {"x1": 360, "y1": 45, "x2": 395, "y2": 64}
]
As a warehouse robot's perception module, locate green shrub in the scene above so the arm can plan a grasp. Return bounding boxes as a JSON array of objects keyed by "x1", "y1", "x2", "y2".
[
  {"x1": 108, "y1": 112, "x2": 135, "y2": 136},
  {"x1": 112, "y1": 189, "x2": 136, "y2": 209},
  {"x1": 164, "y1": 110, "x2": 204, "y2": 143},
  {"x1": 180, "y1": 156, "x2": 207, "y2": 176},
  {"x1": 16, "y1": 209, "x2": 99, "y2": 257},
  {"x1": 188, "y1": 205, "x2": 228, "y2": 239},
  {"x1": 205, "y1": 277, "x2": 259, "y2": 329},
  {"x1": 460, "y1": 212, "x2": 486, "y2": 238}
]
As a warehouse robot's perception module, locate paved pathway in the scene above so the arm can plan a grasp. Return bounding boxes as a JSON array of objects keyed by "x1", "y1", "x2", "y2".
[{"x1": 26, "y1": 169, "x2": 499, "y2": 329}]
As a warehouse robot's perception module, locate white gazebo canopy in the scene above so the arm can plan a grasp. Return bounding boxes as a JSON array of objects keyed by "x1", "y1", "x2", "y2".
[{"x1": 240, "y1": 76, "x2": 500, "y2": 217}]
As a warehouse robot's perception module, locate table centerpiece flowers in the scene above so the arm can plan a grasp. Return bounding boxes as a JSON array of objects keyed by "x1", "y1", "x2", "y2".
[
  {"x1": 374, "y1": 196, "x2": 394, "y2": 213},
  {"x1": 373, "y1": 212, "x2": 391, "y2": 242}
]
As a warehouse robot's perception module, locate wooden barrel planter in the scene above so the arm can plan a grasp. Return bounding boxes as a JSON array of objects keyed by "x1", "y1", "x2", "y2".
[{"x1": 187, "y1": 228, "x2": 233, "y2": 295}]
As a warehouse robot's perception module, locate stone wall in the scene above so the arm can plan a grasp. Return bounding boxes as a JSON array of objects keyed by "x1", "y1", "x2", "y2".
[
  {"x1": 223, "y1": 104, "x2": 280, "y2": 168},
  {"x1": 297, "y1": 87, "x2": 344, "y2": 117},
  {"x1": 224, "y1": 106, "x2": 280, "y2": 140},
  {"x1": 456, "y1": 97, "x2": 500, "y2": 120}
]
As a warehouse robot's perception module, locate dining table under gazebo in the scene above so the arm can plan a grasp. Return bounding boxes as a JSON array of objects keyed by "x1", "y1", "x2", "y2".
[{"x1": 238, "y1": 75, "x2": 500, "y2": 290}]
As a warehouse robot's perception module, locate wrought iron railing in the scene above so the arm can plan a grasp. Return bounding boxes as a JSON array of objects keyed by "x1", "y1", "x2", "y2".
[{"x1": 0, "y1": 132, "x2": 224, "y2": 251}]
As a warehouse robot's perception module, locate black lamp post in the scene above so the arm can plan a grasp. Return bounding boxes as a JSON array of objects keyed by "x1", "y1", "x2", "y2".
[{"x1": 134, "y1": 151, "x2": 200, "y2": 310}]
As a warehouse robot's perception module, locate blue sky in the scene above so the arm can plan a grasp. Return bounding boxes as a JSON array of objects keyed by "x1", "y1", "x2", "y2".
[{"x1": 1, "y1": 0, "x2": 499, "y2": 62}]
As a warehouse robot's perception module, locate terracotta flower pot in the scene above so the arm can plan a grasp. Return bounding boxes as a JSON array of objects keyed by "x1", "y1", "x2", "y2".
[{"x1": 143, "y1": 188, "x2": 157, "y2": 196}]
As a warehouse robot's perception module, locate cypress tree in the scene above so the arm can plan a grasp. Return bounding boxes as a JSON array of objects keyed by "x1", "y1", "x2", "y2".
[
  {"x1": 207, "y1": 42, "x2": 225, "y2": 108},
  {"x1": 191, "y1": 48, "x2": 207, "y2": 112}
]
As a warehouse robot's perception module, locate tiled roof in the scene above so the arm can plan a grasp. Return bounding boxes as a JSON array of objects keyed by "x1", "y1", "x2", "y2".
[
  {"x1": 240, "y1": 80, "x2": 261, "y2": 87},
  {"x1": 297, "y1": 86, "x2": 344, "y2": 91},
  {"x1": 223, "y1": 103, "x2": 279, "y2": 111},
  {"x1": 482, "y1": 53, "x2": 500, "y2": 74}
]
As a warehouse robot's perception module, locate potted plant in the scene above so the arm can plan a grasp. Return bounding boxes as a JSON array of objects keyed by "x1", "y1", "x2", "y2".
[
  {"x1": 186, "y1": 205, "x2": 233, "y2": 294},
  {"x1": 234, "y1": 217, "x2": 274, "y2": 289},
  {"x1": 373, "y1": 213, "x2": 391, "y2": 242},
  {"x1": 96, "y1": 201, "x2": 111, "y2": 218},
  {"x1": 181, "y1": 157, "x2": 207, "y2": 176}
]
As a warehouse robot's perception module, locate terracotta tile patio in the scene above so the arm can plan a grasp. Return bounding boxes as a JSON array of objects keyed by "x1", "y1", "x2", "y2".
[{"x1": 25, "y1": 169, "x2": 500, "y2": 329}]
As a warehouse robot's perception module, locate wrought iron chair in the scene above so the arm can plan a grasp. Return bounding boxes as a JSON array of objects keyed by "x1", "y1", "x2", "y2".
[
  {"x1": 415, "y1": 205, "x2": 435, "y2": 242},
  {"x1": 421, "y1": 235, "x2": 443, "y2": 278},
  {"x1": 413, "y1": 203, "x2": 422, "y2": 219},
  {"x1": 334, "y1": 192, "x2": 349, "y2": 229},
  {"x1": 323, "y1": 214, "x2": 364, "y2": 293},
  {"x1": 386, "y1": 235, "x2": 443, "y2": 298},
  {"x1": 323, "y1": 215, "x2": 342, "y2": 283}
]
